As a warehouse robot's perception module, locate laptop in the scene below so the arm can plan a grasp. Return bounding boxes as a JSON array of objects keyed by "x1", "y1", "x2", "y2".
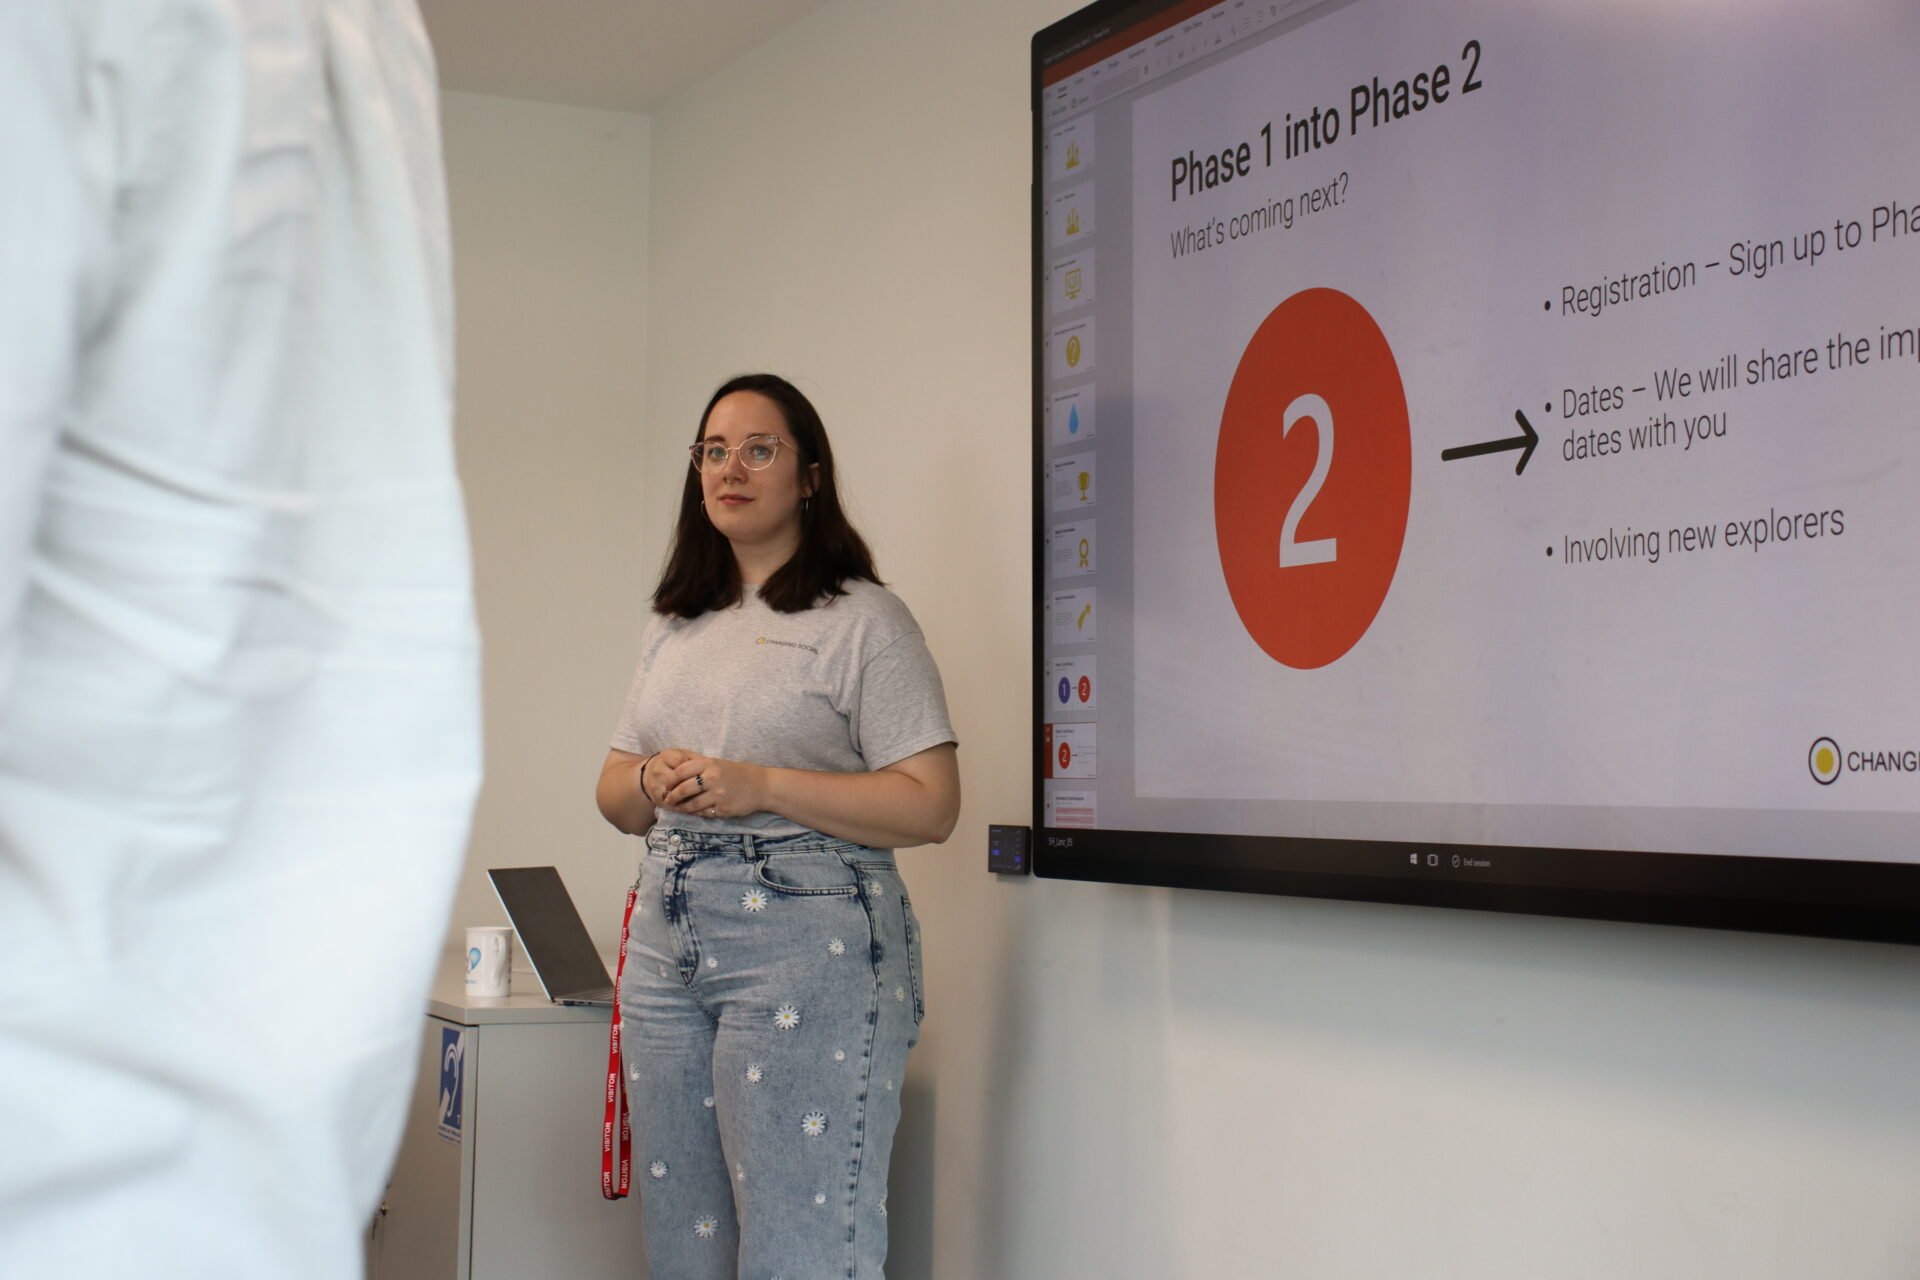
[{"x1": 486, "y1": 866, "x2": 618, "y2": 1006}]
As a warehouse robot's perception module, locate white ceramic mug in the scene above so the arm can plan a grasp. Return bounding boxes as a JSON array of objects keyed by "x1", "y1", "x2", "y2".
[{"x1": 465, "y1": 925, "x2": 513, "y2": 998}]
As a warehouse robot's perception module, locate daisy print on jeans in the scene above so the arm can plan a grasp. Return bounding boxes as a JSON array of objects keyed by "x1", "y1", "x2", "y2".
[
  {"x1": 741, "y1": 888, "x2": 769, "y2": 913},
  {"x1": 801, "y1": 1111, "x2": 828, "y2": 1138},
  {"x1": 694, "y1": 1216, "x2": 718, "y2": 1239},
  {"x1": 773, "y1": 1003, "x2": 801, "y2": 1031}
]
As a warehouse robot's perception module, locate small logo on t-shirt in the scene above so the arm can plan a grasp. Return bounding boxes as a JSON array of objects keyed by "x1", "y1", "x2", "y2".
[{"x1": 756, "y1": 635, "x2": 819, "y2": 655}]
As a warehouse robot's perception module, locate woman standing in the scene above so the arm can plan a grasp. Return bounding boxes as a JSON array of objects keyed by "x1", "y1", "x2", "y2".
[{"x1": 596, "y1": 373, "x2": 959, "y2": 1279}]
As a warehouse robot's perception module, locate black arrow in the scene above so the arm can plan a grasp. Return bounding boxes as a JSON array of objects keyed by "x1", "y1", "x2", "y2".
[{"x1": 1441, "y1": 410, "x2": 1539, "y2": 475}]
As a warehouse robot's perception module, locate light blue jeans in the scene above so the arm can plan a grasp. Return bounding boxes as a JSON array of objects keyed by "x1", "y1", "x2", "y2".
[{"x1": 620, "y1": 826, "x2": 924, "y2": 1279}]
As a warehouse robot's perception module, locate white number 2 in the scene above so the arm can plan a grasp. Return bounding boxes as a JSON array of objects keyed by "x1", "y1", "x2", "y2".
[{"x1": 1279, "y1": 393, "x2": 1337, "y2": 568}]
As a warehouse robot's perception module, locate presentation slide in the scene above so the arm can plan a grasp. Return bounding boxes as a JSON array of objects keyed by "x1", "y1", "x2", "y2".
[{"x1": 1035, "y1": 0, "x2": 1920, "y2": 892}]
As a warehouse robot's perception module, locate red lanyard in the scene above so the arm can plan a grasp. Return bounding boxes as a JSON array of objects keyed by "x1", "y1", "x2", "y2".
[{"x1": 600, "y1": 885, "x2": 637, "y2": 1199}]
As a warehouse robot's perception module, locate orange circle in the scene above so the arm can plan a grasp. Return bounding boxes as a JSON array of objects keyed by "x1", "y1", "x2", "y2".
[{"x1": 1214, "y1": 289, "x2": 1410, "y2": 669}]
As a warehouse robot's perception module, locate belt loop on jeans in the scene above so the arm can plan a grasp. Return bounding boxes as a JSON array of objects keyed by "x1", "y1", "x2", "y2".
[{"x1": 741, "y1": 833, "x2": 757, "y2": 859}]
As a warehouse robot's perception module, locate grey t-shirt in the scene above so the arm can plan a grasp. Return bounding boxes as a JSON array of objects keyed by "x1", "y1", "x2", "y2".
[{"x1": 610, "y1": 579, "x2": 956, "y2": 837}]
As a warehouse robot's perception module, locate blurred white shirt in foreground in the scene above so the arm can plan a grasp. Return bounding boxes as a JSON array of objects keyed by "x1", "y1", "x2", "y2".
[{"x1": 0, "y1": 2, "x2": 481, "y2": 1275}]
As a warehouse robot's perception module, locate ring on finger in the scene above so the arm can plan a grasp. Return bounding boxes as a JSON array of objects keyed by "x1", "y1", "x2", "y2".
[{"x1": 694, "y1": 773, "x2": 704, "y2": 790}]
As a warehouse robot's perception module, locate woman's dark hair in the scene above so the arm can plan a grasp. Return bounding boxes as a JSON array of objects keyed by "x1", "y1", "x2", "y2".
[{"x1": 652, "y1": 373, "x2": 880, "y2": 618}]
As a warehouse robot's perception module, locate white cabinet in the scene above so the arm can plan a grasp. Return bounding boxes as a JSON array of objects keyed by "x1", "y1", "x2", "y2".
[{"x1": 369, "y1": 960, "x2": 647, "y2": 1279}]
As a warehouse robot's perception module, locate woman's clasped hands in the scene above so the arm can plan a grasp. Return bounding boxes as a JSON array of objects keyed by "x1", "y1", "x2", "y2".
[{"x1": 643, "y1": 748, "x2": 769, "y2": 820}]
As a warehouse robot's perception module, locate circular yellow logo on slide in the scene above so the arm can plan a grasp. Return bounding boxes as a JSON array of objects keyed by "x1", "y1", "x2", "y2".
[{"x1": 1809, "y1": 737, "x2": 1840, "y2": 785}]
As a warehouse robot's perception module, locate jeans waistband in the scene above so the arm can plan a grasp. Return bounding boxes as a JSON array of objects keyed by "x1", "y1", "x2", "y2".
[{"x1": 644, "y1": 826, "x2": 892, "y2": 862}]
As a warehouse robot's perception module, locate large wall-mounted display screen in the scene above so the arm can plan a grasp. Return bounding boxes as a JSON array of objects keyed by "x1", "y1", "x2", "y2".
[{"x1": 1030, "y1": 0, "x2": 1920, "y2": 943}]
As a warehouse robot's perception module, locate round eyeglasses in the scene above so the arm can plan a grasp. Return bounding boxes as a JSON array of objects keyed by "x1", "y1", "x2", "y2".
[{"x1": 689, "y1": 434, "x2": 785, "y2": 473}]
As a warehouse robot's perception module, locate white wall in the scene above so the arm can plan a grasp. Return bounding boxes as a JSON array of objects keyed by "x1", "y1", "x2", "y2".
[
  {"x1": 638, "y1": 2, "x2": 1920, "y2": 1278},
  {"x1": 438, "y1": 92, "x2": 653, "y2": 949}
]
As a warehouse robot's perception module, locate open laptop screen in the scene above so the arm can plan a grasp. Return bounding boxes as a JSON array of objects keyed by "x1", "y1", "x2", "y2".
[{"x1": 487, "y1": 866, "x2": 614, "y2": 1001}]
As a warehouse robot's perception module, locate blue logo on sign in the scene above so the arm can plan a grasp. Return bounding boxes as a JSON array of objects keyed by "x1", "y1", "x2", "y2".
[
  {"x1": 1057, "y1": 677, "x2": 1071, "y2": 704},
  {"x1": 437, "y1": 1027, "x2": 465, "y2": 1143},
  {"x1": 1068, "y1": 404, "x2": 1081, "y2": 435}
]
